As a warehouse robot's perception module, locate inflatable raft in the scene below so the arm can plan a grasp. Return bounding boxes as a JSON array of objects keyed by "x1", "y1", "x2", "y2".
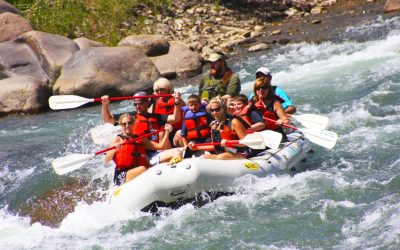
[{"x1": 107, "y1": 132, "x2": 312, "y2": 212}]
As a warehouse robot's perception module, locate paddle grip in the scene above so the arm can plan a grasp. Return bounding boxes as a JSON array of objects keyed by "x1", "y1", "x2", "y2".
[{"x1": 263, "y1": 117, "x2": 298, "y2": 131}]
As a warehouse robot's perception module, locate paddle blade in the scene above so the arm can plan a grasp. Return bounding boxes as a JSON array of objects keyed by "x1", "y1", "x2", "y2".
[
  {"x1": 52, "y1": 154, "x2": 94, "y2": 175},
  {"x1": 300, "y1": 128, "x2": 338, "y2": 149},
  {"x1": 258, "y1": 130, "x2": 282, "y2": 150},
  {"x1": 49, "y1": 95, "x2": 94, "y2": 110},
  {"x1": 239, "y1": 132, "x2": 265, "y2": 149},
  {"x1": 290, "y1": 114, "x2": 329, "y2": 130}
]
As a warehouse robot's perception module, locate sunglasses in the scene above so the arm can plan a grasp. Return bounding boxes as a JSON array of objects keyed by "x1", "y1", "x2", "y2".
[
  {"x1": 133, "y1": 102, "x2": 145, "y2": 106},
  {"x1": 121, "y1": 121, "x2": 133, "y2": 126},
  {"x1": 210, "y1": 107, "x2": 222, "y2": 113},
  {"x1": 256, "y1": 85, "x2": 268, "y2": 91},
  {"x1": 155, "y1": 88, "x2": 167, "y2": 93}
]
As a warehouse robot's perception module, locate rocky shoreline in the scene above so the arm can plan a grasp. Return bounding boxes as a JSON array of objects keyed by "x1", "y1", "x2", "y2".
[{"x1": 0, "y1": 0, "x2": 398, "y2": 117}]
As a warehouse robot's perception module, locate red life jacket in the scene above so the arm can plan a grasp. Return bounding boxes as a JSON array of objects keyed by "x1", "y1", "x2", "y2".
[
  {"x1": 254, "y1": 99, "x2": 280, "y2": 131},
  {"x1": 113, "y1": 135, "x2": 148, "y2": 170},
  {"x1": 184, "y1": 108, "x2": 210, "y2": 140},
  {"x1": 133, "y1": 113, "x2": 160, "y2": 141},
  {"x1": 153, "y1": 97, "x2": 183, "y2": 130},
  {"x1": 153, "y1": 97, "x2": 174, "y2": 115},
  {"x1": 219, "y1": 120, "x2": 238, "y2": 140},
  {"x1": 235, "y1": 104, "x2": 254, "y2": 128}
]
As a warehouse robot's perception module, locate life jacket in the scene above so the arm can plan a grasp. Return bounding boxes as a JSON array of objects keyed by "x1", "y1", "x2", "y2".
[
  {"x1": 254, "y1": 99, "x2": 280, "y2": 131},
  {"x1": 184, "y1": 108, "x2": 211, "y2": 140},
  {"x1": 200, "y1": 69, "x2": 233, "y2": 100},
  {"x1": 153, "y1": 97, "x2": 175, "y2": 115},
  {"x1": 235, "y1": 104, "x2": 254, "y2": 128},
  {"x1": 113, "y1": 135, "x2": 148, "y2": 170},
  {"x1": 152, "y1": 97, "x2": 183, "y2": 130},
  {"x1": 132, "y1": 113, "x2": 160, "y2": 141},
  {"x1": 219, "y1": 119, "x2": 239, "y2": 140}
]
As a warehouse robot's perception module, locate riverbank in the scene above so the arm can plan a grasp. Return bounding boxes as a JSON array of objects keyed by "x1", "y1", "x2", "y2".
[{"x1": 173, "y1": 0, "x2": 395, "y2": 88}]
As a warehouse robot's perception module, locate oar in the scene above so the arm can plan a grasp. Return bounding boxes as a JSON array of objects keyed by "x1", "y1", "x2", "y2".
[
  {"x1": 287, "y1": 114, "x2": 329, "y2": 130},
  {"x1": 52, "y1": 127, "x2": 165, "y2": 175},
  {"x1": 264, "y1": 117, "x2": 338, "y2": 149},
  {"x1": 49, "y1": 94, "x2": 173, "y2": 110},
  {"x1": 194, "y1": 130, "x2": 282, "y2": 150}
]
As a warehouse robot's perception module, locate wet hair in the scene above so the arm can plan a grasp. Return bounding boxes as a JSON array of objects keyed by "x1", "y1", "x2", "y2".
[
  {"x1": 187, "y1": 94, "x2": 200, "y2": 104},
  {"x1": 153, "y1": 77, "x2": 173, "y2": 93},
  {"x1": 253, "y1": 76, "x2": 274, "y2": 102},
  {"x1": 233, "y1": 94, "x2": 249, "y2": 105},
  {"x1": 118, "y1": 113, "x2": 135, "y2": 125},
  {"x1": 207, "y1": 96, "x2": 227, "y2": 113}
]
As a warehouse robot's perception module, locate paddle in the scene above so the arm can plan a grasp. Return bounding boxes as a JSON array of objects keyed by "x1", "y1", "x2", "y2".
[
  {"x1": 263, "y1": 117, "x2": 338, "y2": 149},
  {"x1": 287, "y1": 114, "x2": 329, "y2": 130},
  {"x1": 52, "y1": 127, "x2": 165, "y2": 175},
  {"x1": 49, "y1": 94, "x2": 173, "y2": 110},
  {"x1": 193, "y1": 130, "x2": 283, "y2": 150}
]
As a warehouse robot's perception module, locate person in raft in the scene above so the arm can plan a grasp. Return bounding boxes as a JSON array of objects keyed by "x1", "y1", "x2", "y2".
[
  {"x1": 104, "y1": 113, "x2": 176, "y2": 185},
  {"x1": 251, "y1": 67, "x2": 297, "y2": 114},
  {"x1": 232, "y1": 94, "x2": 266, "y2": 132},
  {"x1": 180, "y1": 94, "x2": 213, "y2": 158},
  {"x1": 149, "y1": 77, "x2": 186, "y2": 147},
  {"x1": 190, "y1": 97, "x2": 256, "y2": 160},
  {"x1": 198, "y1": 52, "x2": 241, "y2": 102},
  {"x1": 253, "y1": 77, "x2": 291, "y2": 140}
]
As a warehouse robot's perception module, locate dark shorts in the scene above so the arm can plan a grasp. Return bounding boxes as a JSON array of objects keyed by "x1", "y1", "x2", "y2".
[{"x1": 114, "y1": 169, "x2": 130, "y2": 186}]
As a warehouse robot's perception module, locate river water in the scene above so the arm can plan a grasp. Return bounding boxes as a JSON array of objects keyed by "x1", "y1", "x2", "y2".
[{"x1": 1, "y1": 16, "x2": 399, "y2": 249}]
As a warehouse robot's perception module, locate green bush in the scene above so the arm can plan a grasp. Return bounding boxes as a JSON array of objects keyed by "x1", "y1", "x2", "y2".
[{"x1": 8, "y1": 0, "x2": 172, "y2": 45}]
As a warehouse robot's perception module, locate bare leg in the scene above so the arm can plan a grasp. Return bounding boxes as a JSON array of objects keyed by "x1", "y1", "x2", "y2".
[
  {"x1": 125, "y1": 166, "x2": 147, "y2": 182},
  {"x1": 158, "y1": 147, "x2": 184, "y2": 163},
  {"x1": 173, "y1": 130, "x2": 184, "y2": 147}
]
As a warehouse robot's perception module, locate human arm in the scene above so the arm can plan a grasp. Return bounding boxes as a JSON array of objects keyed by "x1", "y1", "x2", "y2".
[
  {"x1": 274, "y1": 101, "x2": 290, "y2": 126},
  {"x1": 101, "y1": 95, "x2": 115, "y2": 124},
  {"x1": 167, "y1": 92, "x2": 182, "y2": 124},
  {"x1": 275, "y1": 87, "x2": 296, "y2": 114},
  {"x1": 143, "y1": 124, "x2": 173, "y2": 150},
  {"x1": 225, "y1": 73, "x2": 241, "y2": 97},
  {"x1": 104, "y1": 137, "x2": 122, "y2": 164},
  {"x1": 249, "y1": 109, "x2": 266, "y2": 131}
]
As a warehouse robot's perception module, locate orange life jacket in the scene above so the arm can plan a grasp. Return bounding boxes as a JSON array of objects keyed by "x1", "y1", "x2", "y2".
[
  {"x1": 133, "y1": 113, "x2": 160, "y2": 141},
  {"x1": 113, "y1": 135, "x2": 148, "y2": 170},
  {"x1": 254, "y1": 99, "x2": 280, "y2": 131},
  {"x1": 184, "y1": 108, "x2": 211, "y2": 140},
  {"x1": 152, "y1": 97, "x2": 183, "y2": 130},
  {"x1": 235, "y1": 104, "x2": 255, "y2": 128},
  {"x1": 218, "y1": 119, "x2": 239, "y2": 140}
]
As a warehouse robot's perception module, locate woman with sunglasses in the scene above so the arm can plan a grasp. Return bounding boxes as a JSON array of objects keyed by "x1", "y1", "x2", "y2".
[
  {"x1": 104, "y1": 113, "x2": 176, "y2": 185},
  {"x1": 189, "y1": 97, "x2": 252, "y2": 160},
  {"x1": 253, "y1": 77, "x2": 290, "y2": 135},
  {"x1": 150, "y1": 77, "x2": 185, "y2": 147}
]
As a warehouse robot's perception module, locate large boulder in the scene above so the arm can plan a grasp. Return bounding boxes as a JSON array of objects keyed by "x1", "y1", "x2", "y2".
[
  {"x1": 73, "y1": 37, "x2": 104, "y2": 50},
  {"x1": 384, "y1": 0, "x2": 400, "y2": 12},
  {"x1": 0, "y1": 0, "x2": 22, "y2": 15},
  {"x1": 17, "y1": 31, "x2": 80, "y2": 86},
  {"x1": 0, "y1": 40, "x2": 49, "y2": 84},
  {"x1": 0, "y1": 76, "x2": 51, "y2": 115},
  {"x1": 53, "y1": 47, "x2": 160, "y2": 97},
  {"x1": 0, "y1": 12, "x2": 33, "y2": 43},
  {"x1": 149, "y1": 42, "x2": 202, "y2": 79},
  {"x1": 118, "y1": 34, "x2": 170, "y2": 56}
]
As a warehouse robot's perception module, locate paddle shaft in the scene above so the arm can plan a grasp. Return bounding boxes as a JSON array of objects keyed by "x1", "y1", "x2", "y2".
[
  {"x1": 94, "y1": 127, "x2": 166, "y2": 155},
  {"x1": 193, "y1": 141, "x2": 240, "y2": 148},
  {"x1": 93, "y1": 94, "x2": 173, "y2": 102}
]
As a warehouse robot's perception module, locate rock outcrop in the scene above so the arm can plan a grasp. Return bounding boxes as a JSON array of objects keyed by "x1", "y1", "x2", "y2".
[{"x1": 0, "y1": 12, "x2": 33, "y2": 43}]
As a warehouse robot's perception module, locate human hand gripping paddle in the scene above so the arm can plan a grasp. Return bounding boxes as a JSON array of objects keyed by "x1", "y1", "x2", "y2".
[
  {"x1": 49, "y1": 94, "x2": 173, "y2": 110},
  {"x1": 52, "y1": 127, "x2": 166, "y2": 175},
  {"x1": 193, "y1": 130, "x2": 283, "y2": 150},
  {"x1": 287, "y1": 114, "x2": 329, "y2": 130},
  {"x1": 263, "y1": 117, "x2": 338, "y2": 149}
]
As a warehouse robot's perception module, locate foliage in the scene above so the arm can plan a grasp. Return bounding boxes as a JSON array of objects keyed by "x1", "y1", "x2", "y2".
[{"x1": 8, "y1": 0, "x2": 172, "y2": 46}]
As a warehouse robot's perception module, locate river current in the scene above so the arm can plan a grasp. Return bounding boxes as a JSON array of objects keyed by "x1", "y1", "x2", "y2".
[{"x1": 0, "y1": 16, "x2": 399, "y2": 249}]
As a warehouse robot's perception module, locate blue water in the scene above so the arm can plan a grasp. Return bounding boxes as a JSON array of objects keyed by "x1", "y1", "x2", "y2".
[{"x1": 0, "y1": 16, "x2": 399, "y2": 249}]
